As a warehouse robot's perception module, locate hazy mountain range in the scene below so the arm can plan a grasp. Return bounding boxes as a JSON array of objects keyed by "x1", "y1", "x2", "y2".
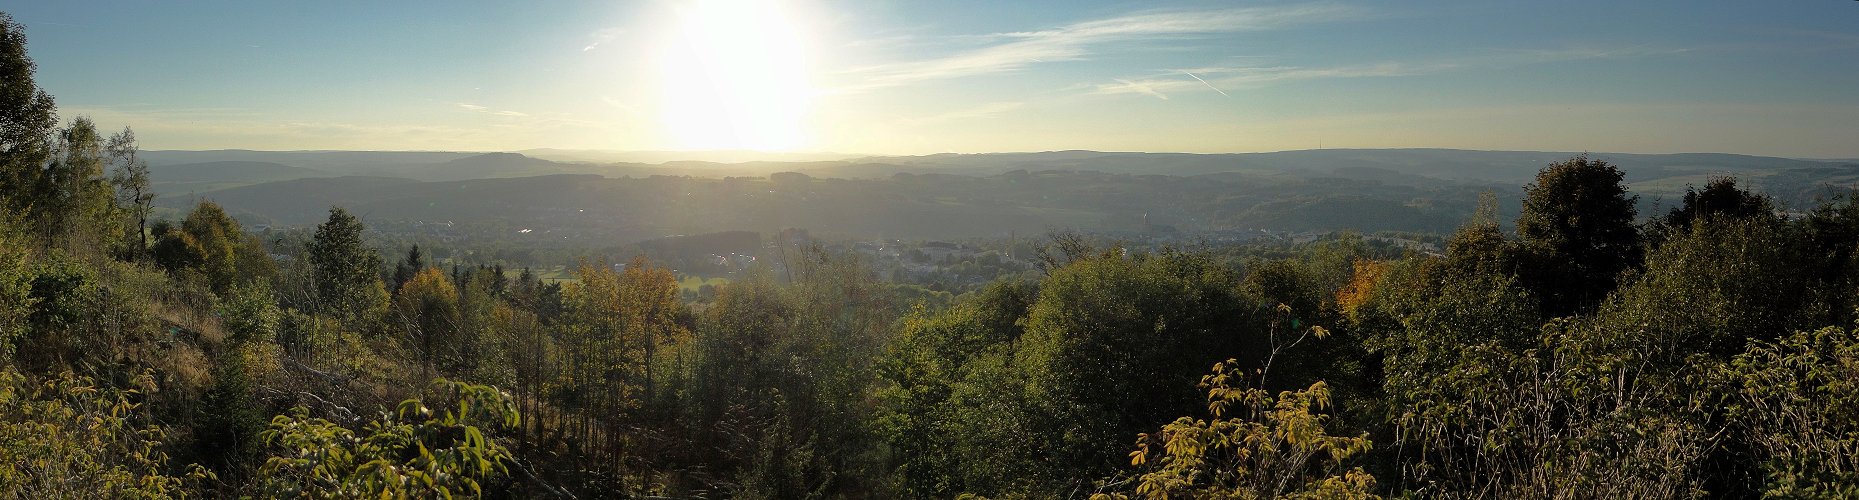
[
  {"x1": 147, "y1": 148, "x2": 1859, "y2": 242},
  {"x1": 146, "y1": 148, "x2": 1854, "y2": 186}
]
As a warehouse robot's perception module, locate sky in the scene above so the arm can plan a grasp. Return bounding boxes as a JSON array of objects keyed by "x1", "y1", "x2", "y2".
[{"x1": 2, "y1": 1, "x2": 1857, "y2": 157}]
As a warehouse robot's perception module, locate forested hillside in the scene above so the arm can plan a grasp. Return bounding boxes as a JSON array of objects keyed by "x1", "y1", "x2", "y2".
[
  {"x1": 4, "y1": 11, "x2": 1859, "y2": 499},
  {"x1": 161, "y1": 169, "x2": 1491, "y2": 241},
  {"x1": 143, "y1": 148, "x2": 1859, "y2": 246}
]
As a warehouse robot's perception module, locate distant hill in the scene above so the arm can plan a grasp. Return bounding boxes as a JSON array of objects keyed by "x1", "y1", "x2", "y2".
[
  {"x1": 149, "y1": 160, "x2": 333, "y2": 195},
  {"x1": 143, "y1": 150, "x2": 480, "y2": 175},
  {"x1": 519, "y1": 148, "x2": 859, "y2": 164},
  {"x1": 414, "y1": 152, "x2": 599, "y2": 181},
  {"x1": 842, "y1": 149, "x2": 1852, "y2": 207},
  {"x1": 159, "y1": 167, "x2": 1494, "y2": 244},
  {"x1": 849, "y1": 149, "x2": 1833, "y2": 184},
  {"x1": 141, "y1": 148, "x2": 1859, "y2": 229},
  {"x1": 146, "y1": 147, "x2": 1836, "y2": 184},
  {"x1": 159, "y1": 176, "x2": 424, "y2": 225}
]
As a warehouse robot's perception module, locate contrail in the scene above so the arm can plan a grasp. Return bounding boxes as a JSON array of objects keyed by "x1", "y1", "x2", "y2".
[{"x1": 1183, "y1": 71, "x2": 1229, "y2": 97}]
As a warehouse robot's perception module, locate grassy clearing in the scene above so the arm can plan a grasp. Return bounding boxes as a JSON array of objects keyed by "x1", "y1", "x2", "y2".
[{"x1": 679, "y1": 276, "x2": 730, "y2": 293}]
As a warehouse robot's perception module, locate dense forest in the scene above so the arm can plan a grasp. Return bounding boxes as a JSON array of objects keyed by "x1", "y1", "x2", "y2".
[{"x1": 4, "y1": 12, "x2": 1859, "y2": 499}]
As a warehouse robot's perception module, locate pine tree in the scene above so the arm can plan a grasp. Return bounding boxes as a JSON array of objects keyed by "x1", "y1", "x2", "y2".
[
  {"x1": 391, "y1": 244, "x2": 425, "y2": 292},
  {"x1": 308, "y1": 207, "x2": 383, "y2": 324}
]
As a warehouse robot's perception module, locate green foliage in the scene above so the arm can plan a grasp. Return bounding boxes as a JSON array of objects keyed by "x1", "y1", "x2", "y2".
[
  {"x1": 1367, "y1": 237, "x2": 1724, "y2": 496},
  {"x1": 1798, "y1": 196, "x2": 1859, "y2": 327},
  {"x1": 555, "y1": 256, "x2": 684, "y2": 416},
  {"x1": 1017, "y1": 250, "x2": 1259, "y2": 486},
  {"x1": 0, "y1": 12, "x2": 58, "y2": 217},
  {"x1": 1600, "y1": 215, "x2": 1809, "y2": 362},
  {"x1": 1441, "y1": 191, "x2": 1523, "y2": 278},
  {"x1": 151, "y1": 200, "x2": 253, "y2": 294},
  {"x1": 1515, "y1": 155, "x2": 1640, "y2": 317},
  {"x1": 1093, "y1": 359, "x2": 1375, "y2": 500},
  {"x1": 218, "y1": 281, "x2": 281, "y2": 346},
  {"x1": 195, "y1": 347, "x2": 267, "y2": 481},
  {"x1": 0, "y1": 370, "x2": 214, "y2": 498},
  {"x1": 735, "y1": 395, "x2": 837, "y2": 500},
  {"x1": 391, "y1": 244, "x2": 425, "y2": 292},
  {"x1": 1377, "y1": 314, "x2": 1716, "y2": 497},
  {"x1": 673, "y1": 252, "x2": 895, "y2": 497},
  {"x1": 21, "y1": 254, "x2": 100, "y2": 370},
  {"x1": 107, "y1": 126, "x2": 155, "y2": 257},
  {"x1": 875, "y1": 281, "x2": 1037, "y2": 497},
  {"x1": 1365, "y1": 257, "x2": 1541, "y2": 432},
  {"x1": 397, "y1": 266, "x2": 462, "y2": 378},
  {"x1": 1656, "y1": 176, "x2": 1773, "y2": 237},
  {"x1": 308, "y1": 206, "x2": 386, "y2": 326},
  {"x1": 0, "y1": 224, "x2": 32, "y2": 366},
  {"x1": 37, "y1": 117, "x2": 120, "y2": 254},
  {"x1": 1717, "y1": 326, "x2": 1859, "y2": 498},
  {"x1": 255, "y1": 378, "x2": 518, "y2": 499}
]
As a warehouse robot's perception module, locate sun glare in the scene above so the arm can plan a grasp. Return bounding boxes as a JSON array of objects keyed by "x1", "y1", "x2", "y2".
[{"x1": 655, "y1": 0, "x2": 815, "y2": 151}]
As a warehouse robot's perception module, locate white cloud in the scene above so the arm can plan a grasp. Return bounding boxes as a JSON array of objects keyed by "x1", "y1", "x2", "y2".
[
  {"x1": 1093, "y1": 63, "x2": 1424, "y2": 97},
  {"x1": 582, "y1": 27, "x2": 624, "y2": 52},
  {"x1": 1494, "y1": 45, "x2": 1692, "y2": 64},
  {"x1": 454, "y1": 102, "x2": 538, "y2": 119},
  {"x1": 1103, "y1": 79, "x2": 1170, "y2": 100},
  {"x1": 838, "y1": 4, "x2": 1361, "y2": 91},
  {"x1": 1092, "y1": 44, "x2": 1690, "y2": 99},
  {"x1": 1183, "y1": 71, "x2": 1229, "y2": 97}
]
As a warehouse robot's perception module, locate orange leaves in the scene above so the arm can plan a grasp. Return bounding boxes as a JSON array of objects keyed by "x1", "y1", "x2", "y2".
[
  {"x1": 1335, "y1": 259, "x2": 1388, "y2": 322},
  {"x1": 566, "y1": 256, "x2": 682, "y2": 342}
]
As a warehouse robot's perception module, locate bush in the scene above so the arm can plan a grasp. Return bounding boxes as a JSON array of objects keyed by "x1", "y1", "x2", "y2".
[{"x1": 0, "y1": 370, "x2": 213, "y2": 498}]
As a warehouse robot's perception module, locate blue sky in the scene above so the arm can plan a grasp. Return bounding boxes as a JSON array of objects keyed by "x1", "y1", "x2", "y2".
[{"x1": 3, "y1": 1, "x2": 1857, "y2": 157}]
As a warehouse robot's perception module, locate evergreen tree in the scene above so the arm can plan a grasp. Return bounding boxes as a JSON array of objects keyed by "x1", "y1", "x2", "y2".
[
  {"x1": 308, "y1": 206, "x2": 384, "y2": 324},
  {"x1": 391, "y1": 244, "x2": 424, "y2": 292}
]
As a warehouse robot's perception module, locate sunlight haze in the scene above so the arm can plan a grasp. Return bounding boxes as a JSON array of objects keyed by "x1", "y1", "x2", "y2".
[{"x1": 2, "y1": 1, "x2": 1856, "y2": 157}]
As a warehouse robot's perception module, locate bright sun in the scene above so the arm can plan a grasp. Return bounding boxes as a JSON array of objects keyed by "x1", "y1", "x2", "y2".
[{"x1": 656, "y1": 0, "x2": 815, "y2": 151}]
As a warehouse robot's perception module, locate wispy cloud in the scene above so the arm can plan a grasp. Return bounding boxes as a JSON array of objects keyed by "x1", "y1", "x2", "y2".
[
  {"x1": 1105, "y1": 79, "x2": 1170, "y2": 100},
  {"x1": 1095, "y1": 63, "x2": 1423, "y2": 98},
  {"x1": 454, "y1": 102, "x2": 536, "y2": 119},
  {"x1": 582, "y1": 27, "x2": 623, "y2": 52},
  {"x1": 1773, "y1": 29, "x2": 1859, "y2": 50},
  {"x1": 1183, "y1": 71, "x2": 1228, "y2": 97},
  {"x1": 1093, "y1": 44, "x2": 1689, "y2": 99},
  {"x1": 837, "y1": 4, "x2": 1361, "y2": 92},
  {"x1": 1493, "y1": 44, "x2": 1692, "y2": 64}
]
